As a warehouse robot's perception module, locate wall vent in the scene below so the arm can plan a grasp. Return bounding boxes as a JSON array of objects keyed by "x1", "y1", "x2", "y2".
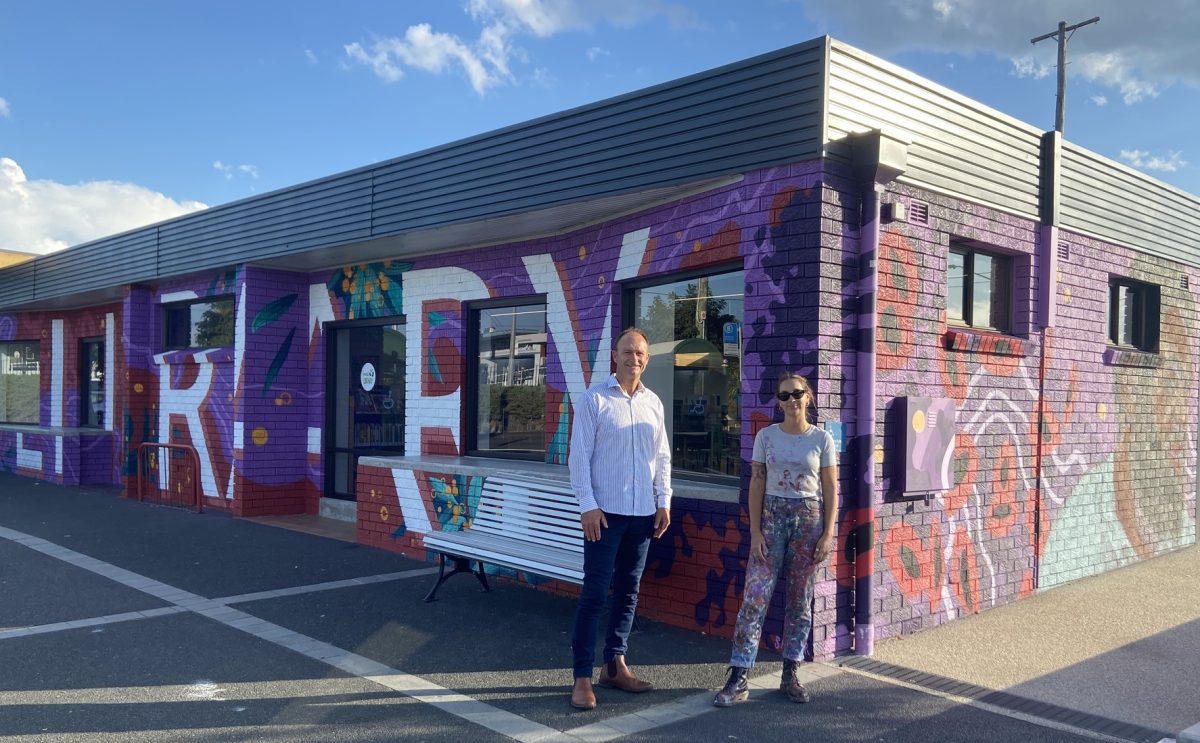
[
  {"x1": 909, "y1": 201, "x2": 930, "y2": 225},
  {"x1": 1182, "y1": 275, "x2": 1190, "y2": 290},
  {"x1": 1057, "y1": 242, "x2": 1070, "y2": 262}
]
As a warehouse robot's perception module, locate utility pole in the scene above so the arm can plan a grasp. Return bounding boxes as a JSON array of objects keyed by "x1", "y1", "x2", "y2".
[{"x1": 1031, "y1": 16, "x2": 1100, "y2": 134}]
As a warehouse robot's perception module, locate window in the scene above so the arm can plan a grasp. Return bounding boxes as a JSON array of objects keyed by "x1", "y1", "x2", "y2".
[
  {"x1": 1108, "y1": 279, "x2": 1160, "y2": 352},
  {"x1": 947, "y1": 245, "x2": 1012, "y2": 333},
  {"x1": 469, "y1": 300, "x2": 548, "y2": 458},
  {"x1": 0, "y1": 341, "x2": 40, "y2": 424},
  {"x1": 80, "y1": 338, "x2": 105, "y2": 428},
  {"x1": 164, "y1": 297, "x2": 235, "y2": 349},
  {"x1": 629, "y1": 267, "x2": 744, "y2": 480}
]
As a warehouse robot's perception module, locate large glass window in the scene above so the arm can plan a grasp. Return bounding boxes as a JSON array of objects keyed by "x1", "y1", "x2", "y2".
[
  {"x1": 1109, "y1": 278, "x2": 1160, "y2": 352},
  {"x1": 471, "y1": 301, "x2": 548, "y2": 458},
  {"x1": 631, "y1": 268, "x2": 744, "y2": 480},
  {"x1": 80, "y1": 338, "x2": 105, "y2": 428},
  {"x1": 0, "y1": 341, "x2": 40, "y2": 424},
  {"x1": 164, "y1": 297, "x2": 235, "y2": 349},
  {"x1": 947, "y1": 245, "x2": 1012, "y2": 333}
]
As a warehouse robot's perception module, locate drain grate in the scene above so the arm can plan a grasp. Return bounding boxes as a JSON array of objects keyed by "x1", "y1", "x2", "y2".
[{"x1": 836, "y1": 656, "x2": 1171, "y2": 743}]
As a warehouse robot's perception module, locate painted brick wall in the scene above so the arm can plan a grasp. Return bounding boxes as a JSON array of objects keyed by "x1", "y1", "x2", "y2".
[
  {"x1": 861, "y1": 180, "x2": 1198, "y2": 644},
  {"x1": 0, "y1": 305, "x2": 121, "y2": 485},
  {"x1": 237, "y1": 267, "x2": 316, "y2": 516},
  {"x1": 1039, "y1": 234, "x2": 1198, "y2": 587}
]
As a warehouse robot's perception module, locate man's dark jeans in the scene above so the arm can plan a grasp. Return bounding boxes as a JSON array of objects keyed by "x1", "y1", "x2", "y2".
[{"x1": 571, "y1": 512, "x2": 654, "y2": 678}]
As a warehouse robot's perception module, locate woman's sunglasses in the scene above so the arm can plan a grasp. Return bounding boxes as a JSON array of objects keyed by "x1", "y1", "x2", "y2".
[{"x1": 776, "y1": 390, "x2": 807, "y2": 401}]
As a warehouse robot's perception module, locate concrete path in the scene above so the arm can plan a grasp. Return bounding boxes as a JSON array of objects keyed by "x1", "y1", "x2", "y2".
[{"x1": 867, "y1": 544, "x2": 1199, "y2": 740}]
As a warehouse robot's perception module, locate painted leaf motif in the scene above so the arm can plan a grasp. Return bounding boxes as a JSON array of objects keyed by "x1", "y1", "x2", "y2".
[
  {"x1": 993, "y1": 503, "x2": 1012, "y2": 518},
  {"x1": 252, "y1": 294, "x2": 297, "y2": 332},
  {"x1": 900, "y1": 544, "x2": 921, "y2": 579},
  {"x1": 262, "y1": 328, "x2": 295, "y2": 397}
]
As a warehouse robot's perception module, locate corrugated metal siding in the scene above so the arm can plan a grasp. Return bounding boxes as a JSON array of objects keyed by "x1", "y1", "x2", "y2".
[
  {"x1": 33, "y1": 230, "x2": 159, "y2": 298},
  {"x1": 0, "y1": 261, "x2": 36, "y2": 306},
  {"x1": 157, "y1": 171, "x2": 375, "y2": 272},
  {"x1": 825, "y1": 40, "x2": 1043, "y2": 218},
  {"x1": 1059, "y1": 141, "x2": 1200, "y2": 266},
  {"x1": 370, "y1": 43, "x2": 826, "y2": 232},
  {"x1": 0, "y1": 40, "x2": 827, "y2": 310}
]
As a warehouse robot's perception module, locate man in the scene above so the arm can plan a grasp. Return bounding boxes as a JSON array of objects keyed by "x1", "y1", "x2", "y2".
[{"x1": 567, "y1": 327, "x2": 672, "y2": 711}]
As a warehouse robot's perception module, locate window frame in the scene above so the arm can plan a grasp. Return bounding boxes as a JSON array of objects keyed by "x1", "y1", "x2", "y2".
[
  {"x1": 1107, "y1": 278, "x2": 1160, "y2": 353},
  {"x1": 0, "y1": 340, "x2": 42, "y2": 425},
  {"x1": 622, "y1": 261, "x2": 745, "y2": 486},
  {"x1": 465, "y1": 295, "x2": 549, "y2": 461},
  {"x1": 946, "y1": 243, "x2": 1014, "y2": 334},
  {"x1": 162, "y1": 296, "x2": 236, "y2": 350}
]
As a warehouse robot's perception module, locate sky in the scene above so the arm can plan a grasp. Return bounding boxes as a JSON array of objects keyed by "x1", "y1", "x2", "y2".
[{"x1": 1, "y1": 0, "x2": 1198, "y2": 255}]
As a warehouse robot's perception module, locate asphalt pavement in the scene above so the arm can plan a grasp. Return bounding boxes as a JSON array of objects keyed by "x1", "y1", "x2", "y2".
[{"x1": 1, "y1": 473, "x2": 1191, "y2": 743}]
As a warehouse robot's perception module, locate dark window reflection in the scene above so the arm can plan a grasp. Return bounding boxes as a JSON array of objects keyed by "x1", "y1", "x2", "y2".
[
  {"x1": 475, "y1": 303, "x2": 547, "y2": 456},
  {"x1": 633, "y1": 269, "x2": 743, "y2": 479}
]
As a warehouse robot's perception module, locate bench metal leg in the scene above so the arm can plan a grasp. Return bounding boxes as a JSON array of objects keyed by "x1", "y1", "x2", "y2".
[{"x1": 424, "y1": 553, "x2": 491, "y2": 602}]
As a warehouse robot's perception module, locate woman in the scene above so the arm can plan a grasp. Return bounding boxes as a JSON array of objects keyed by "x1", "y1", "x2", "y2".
[{"x1": 713, "y1": 372, "x2": 838, "y2": 707}]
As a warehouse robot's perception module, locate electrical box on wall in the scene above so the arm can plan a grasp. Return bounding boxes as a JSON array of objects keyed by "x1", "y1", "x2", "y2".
[{"x1": 893, "y1": 396, "x2": 956, "y2": 497}]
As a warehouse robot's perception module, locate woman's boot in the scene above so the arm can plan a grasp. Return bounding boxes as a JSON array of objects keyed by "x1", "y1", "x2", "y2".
[
  {"x1": 780, "y1": 659, "x2": 811, "y2": 703},
  {"x1": 713, "y1": 666, "x2": 749, "y2": 707}
]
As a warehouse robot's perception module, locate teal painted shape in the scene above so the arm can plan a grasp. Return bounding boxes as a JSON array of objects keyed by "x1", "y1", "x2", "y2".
[
  {"x1": 427, "y1": 347, "x2": 443, "y2": 384},
  {"x1": 586, "y1": 336, "x2": 599, "y2": 374},
  {"x1": 1040, "y1": 456, "x2": 1136, "y2": 589},
  {"x1": 391, "y1": 523, "x2": 407, "y2": 538},
  {"x1": 428, "y1": 311, "x2": 445, "y2": 327},
  {"x1": 262, "y1": 328, "x2": 296, "y2": 397},
  {"x1": 252, "y1": 294, "x2": 297, "y2": 332},
  {"x1": 547, "y1": 404, "x2": 570, "y2": 464},
  {"x1": 429, "y1": 474, "x2": 470, "y2": 531}
]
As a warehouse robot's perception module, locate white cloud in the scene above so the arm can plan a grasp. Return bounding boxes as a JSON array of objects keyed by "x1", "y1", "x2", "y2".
[
  {"x1": 213, "y1": 160, "x2": 259, "y2": 181},
  {"x1": 801, "y1": 0, "x2": 1200, "y2": 103},
  {"x1": 0, "y1": 97, "x2": 10, "y2": 118},
  {"x1": 346, "y1": 0, "x2": 696, "y2": 94},
  {"x1": 1091, "y1": 95, "x2": 1108, "y2": 107},
  {"x1": 1119, "y1": 149, "x2": 1187, "y2": 173},
  {"x1": 586, "y1": 46, "x2": 610, "y2": 62},
  {"x1": 1011, "y1": 55, "x2": 1052, "y2": 80},
  {"x1": 305, "y1": 49, "x2": 319, "y2": 65},
  {"x1": 0, "y1": 157, "x2": 207, "y2": 255}
]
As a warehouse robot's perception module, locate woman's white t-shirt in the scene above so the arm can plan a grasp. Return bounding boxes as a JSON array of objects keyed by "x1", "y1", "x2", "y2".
[{"x1": 751, "y1": 423, "x2": 836, "y2": 500}]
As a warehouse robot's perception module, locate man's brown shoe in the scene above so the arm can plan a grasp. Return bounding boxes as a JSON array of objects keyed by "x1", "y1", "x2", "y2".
[
  {"x1": 597, "y1": 658, "x2": 653, "y2": 693},
  {"x1": 570, "y1": 678, "x2": 597, "y2": 710}
]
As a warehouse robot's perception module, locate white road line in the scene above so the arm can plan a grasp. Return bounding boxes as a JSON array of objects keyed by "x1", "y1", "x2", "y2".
[
  {"x1": 2, "y1": 524, "x2": 799, "y2": 742},
  {"x1": 0, "y1": 607, "x2": 186, "y2": 640},
  {"x1": 0, "y1": 525, "x2": 565, "y2": 742},
  {"x1": 211, "y1": 567, "x2": 439, "y2": 605}
]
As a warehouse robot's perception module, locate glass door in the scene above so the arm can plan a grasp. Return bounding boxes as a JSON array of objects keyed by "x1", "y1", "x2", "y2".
[{"x1": 326, "y1": 321, "x2": 406, "y2": 500}]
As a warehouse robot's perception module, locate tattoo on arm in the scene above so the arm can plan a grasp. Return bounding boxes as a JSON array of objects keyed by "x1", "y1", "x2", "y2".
[{"x1": 751, "y1": 462, "x2": 767, "y2": 482}]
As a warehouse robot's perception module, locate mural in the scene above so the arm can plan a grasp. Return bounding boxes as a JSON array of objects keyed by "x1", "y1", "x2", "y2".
[
  {"x1": 2, "y1": 158, "x2": 1196, "y2": 657},
  {"x1": 872, "y1": 201, "x2": 1197, "y2": 643}
]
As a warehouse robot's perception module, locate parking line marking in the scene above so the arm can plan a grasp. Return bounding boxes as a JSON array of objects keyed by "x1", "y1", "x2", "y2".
[
  {"x1": 0, "y1": 606, "x2": 187, "y2": 640},
  {"x1": 211, "y1": 567, "x2": 438, "y2": 605},
  {"x1": 0, "y1": 525, "x2": 568, "y2": 742}
]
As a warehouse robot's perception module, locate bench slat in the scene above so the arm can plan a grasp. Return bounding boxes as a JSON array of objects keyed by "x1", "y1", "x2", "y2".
[
  {"x1": 424, "y1": 475, "x2": 587, "y2": 594},
  {"x1": 423, "y1": 533, "x2": 583, "y2": 583}
]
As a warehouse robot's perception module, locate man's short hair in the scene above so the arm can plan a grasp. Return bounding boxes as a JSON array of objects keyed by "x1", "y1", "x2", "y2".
[{"x1": 615, "y1": 327, "x2": 649, "y2": 346}]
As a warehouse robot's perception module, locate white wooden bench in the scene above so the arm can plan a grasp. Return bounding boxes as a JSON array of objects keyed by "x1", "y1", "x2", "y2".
[{"x1": 422, "y1": 475, "x2": 584, "y2": 602}]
